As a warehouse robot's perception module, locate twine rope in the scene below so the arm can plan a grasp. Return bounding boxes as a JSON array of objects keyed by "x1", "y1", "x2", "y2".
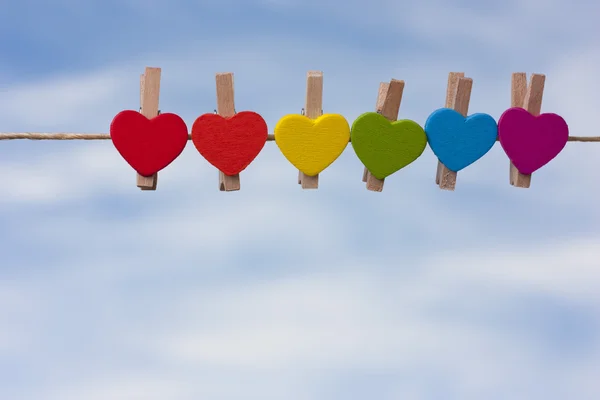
[{"x1": 0, "y1": 133, "x2": 599, "y2": 142}]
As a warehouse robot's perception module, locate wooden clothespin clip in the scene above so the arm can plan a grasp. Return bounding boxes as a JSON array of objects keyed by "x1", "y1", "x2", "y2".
[
  {"x1": 435, "y1": 72, "x2": 473, "y2": 190},
  {"x1": 361, "y1": 79, "x2": 405, "y2": 191},
  {"x1": 137, "y1": 67, "x2": 161, "y2": 190},
  {"x1": 297, "y1": 71, "x2": 323, "y2": 189},
  {"x1": 215, "y1": 72, "x2": 240, "y2": 191},
  {"x1": 509, "y1": 73, "x2": 545, "y2": 188}
]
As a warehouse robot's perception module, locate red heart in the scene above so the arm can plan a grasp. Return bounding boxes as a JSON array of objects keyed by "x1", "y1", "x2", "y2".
[
  {"x1": 191, "y1": 111, "x2": 268, "y2": 175},
  {"x1": 110, "y1": 110, "x2": 189, "y2": 176}
]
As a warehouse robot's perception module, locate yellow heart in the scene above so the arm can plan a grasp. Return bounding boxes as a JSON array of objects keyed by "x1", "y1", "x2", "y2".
[{"x1": 274, "y1": 114, "x2": 350, "y2": 176}]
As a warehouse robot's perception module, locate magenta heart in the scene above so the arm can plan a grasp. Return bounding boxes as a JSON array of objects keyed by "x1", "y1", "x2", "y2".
[{"x1": 498, "y1": 107, "x2": 568, "y2": 174}]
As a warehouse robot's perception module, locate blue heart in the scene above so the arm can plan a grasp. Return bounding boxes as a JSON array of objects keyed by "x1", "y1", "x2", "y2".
[{"x1": 424, "y1": 108, "x2": 498, "y2": 172}]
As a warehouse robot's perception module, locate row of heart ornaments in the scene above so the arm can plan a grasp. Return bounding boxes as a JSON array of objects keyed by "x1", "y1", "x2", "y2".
[{"x1": 109, "y1": 106, "x2": 569, "y2": 180}]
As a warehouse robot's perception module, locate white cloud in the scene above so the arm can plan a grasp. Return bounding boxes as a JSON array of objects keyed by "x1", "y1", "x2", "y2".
[
  {"x1": 427, "y1": 237, "x2": 600, "y2": 302},
  {"x1": 41, "y1": 378, "x2": 193, "y2": 400},
  {"x1": 0, "y1": 67, "x2": 131, "y2": 130},
  {"x1": 6, "y1": 242, "x2": 599, "y2": 399},
  {"x1": 109, "y1": 239, "x2": 600, "y2": 395}
]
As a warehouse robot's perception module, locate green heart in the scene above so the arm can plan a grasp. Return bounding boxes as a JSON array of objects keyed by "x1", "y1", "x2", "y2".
[{"x1": 351, "y1": 112, "x2": 427, "y2": 179}]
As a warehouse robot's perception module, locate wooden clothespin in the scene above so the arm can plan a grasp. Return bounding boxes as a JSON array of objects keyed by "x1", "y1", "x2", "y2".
[
  {"x1": 361, "y1": 79, "x2": 405, "y2": 191},
  {"x1": 509, "y1": 73, "x2": 545, "y2": 188},
  {"x1": 215, "y1": 72, "x2": 240, "y2": 191},
  {"x1": 137, "y1": 67, "x2": 161, "y2": 190},
  {"x1": 298, "y1": 71, "x2": 323, "y2": 189},
  {"x1": 436, "y1": 72, "x2": 473, "y2": 190}
]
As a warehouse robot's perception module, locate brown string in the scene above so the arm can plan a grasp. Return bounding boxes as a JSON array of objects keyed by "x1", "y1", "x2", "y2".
[{"x1": 0, "y1": 133, "x2": 599, "y2": 142}]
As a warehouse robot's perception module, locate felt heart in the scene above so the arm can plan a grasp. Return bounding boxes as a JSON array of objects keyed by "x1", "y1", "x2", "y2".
[
  {"x1": 110, "y1": 110, "x2": 188, "y2": 176},
  {"x1": 191, "y1": 111, "x2": 268, "y2": 175},
  {"x1": 274, "y1": 114, "x2": 350, "y2": 176},
  {"x1": 498, "y1": 107, "x2": 568, "y2": 174},
  {"x1": 350, "y1": 112, "x2": 427, "y2": 179},
  {"x1": 424, "y1": 108, "x2": 498, "y2": 172}
]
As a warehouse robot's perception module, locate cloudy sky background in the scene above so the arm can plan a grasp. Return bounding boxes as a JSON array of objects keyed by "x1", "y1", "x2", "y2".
[{"x1": 1, "y1": 0, "x2": 600, "y2": 399}]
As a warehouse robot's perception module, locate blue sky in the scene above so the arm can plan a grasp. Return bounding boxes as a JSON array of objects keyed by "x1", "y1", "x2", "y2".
[{"x1": 1, "y1": 0, "x2": 600, "y2": 399}]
